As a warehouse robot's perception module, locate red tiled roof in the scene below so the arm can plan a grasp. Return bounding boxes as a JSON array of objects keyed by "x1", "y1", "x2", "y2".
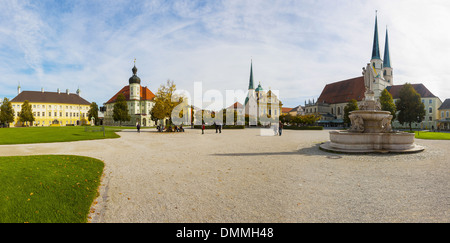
[
  {"x1": 386, "y1": 83, "x2": 437, "y2": 99},
  {"x1": 227, "y1": 102, "x2": 243, "y2": 109},
  {"x1": 106, "y1": 85, "x2": 155, "y2": 104},
  {"x1": 282, "y1": 107, "x2": 293, "y2": 113},
  {"x1": 317, "y1": 76, "x2": 365, "y2": 104}
]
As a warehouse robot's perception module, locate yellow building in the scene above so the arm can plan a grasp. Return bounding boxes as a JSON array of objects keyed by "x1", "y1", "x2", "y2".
[
  {"x1": 10, "y1": 87, "x2": 91, "y2": 127},
  {"x1": 438, "y1": 99, "x2": 450, "y2": 130}
]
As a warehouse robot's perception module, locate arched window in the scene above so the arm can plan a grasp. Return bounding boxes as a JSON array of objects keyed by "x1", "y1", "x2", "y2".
[
  {"x1": 337, "y1": 107, "x2": 341, "y2": 115},
  {"x1": 429, "y1": 107, "x2": 433, "y2": 113}
]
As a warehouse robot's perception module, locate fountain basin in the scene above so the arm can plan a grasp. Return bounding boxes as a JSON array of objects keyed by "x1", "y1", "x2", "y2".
[{"x1": 320, "y1": 131, "x2": 424, "y2": 153}]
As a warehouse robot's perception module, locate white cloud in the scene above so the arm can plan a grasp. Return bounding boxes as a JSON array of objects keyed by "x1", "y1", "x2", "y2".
[{"x1": 0, "y1": 0, "x2": 449, "y2": 108}]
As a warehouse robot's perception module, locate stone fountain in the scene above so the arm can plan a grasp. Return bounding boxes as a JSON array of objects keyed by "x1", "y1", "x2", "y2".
[{"x1": 320, "y1": 78, "x2": 424, "y2": 153}]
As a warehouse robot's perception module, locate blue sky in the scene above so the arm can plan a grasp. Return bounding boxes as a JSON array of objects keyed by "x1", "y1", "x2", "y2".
[{"x1": 1, "y1": 0, "x2": 450, "y2": 109}]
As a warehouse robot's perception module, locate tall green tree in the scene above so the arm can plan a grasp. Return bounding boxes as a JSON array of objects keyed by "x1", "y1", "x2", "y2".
[
  {"x1": 87, "y1": 102, "x2": 99, "y2": 125},
  {"x1": 379, "y1": 88, "x2": 396, "y2": 122},
  {"x1": 344, "y1": 99, "x2": 359, "y2": 125},
  {"x1": 395, "y1": 83, "x2": 426, "y2": 131},
  {"x1": 150, "y1": 80, "x2": 183, "y2": 126},
  {"x1": 113, "y1": 93, "x2": 130, "y2": 126},
  {"x1": 18, "y1": 100, "x2": 35, "y2": 126},
  {"x1": 0, "y1": 98, "x2": 15, "y2": 127}
]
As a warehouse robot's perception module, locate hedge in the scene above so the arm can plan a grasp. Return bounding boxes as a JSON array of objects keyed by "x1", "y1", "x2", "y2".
[
  {"x1": 283, "y1": 126, "x2": 323, "y2": 130},
  {"x1": 193, "y1": 125, "x2": 245, "y2": 129}
]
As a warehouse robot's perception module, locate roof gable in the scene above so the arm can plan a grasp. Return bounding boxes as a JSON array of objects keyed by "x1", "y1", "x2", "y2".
[
  {"x1": 439, "y1": 99, "x2": 450, "y2": 110},
  {"x1": 317, "y1": 76, "x2": 365, "y2": 104},
  {"x1": 106, "y1": 85, "x2": 155, "y2": 104},
  {"x1": 386, "y1": 83, "x2": 437, "y2": 99}
]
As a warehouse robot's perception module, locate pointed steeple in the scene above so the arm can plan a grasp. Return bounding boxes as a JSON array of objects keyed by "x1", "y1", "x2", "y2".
[
  {"x1": 371, "y1": 12, "x2": 381, "y2": 60},
  {"x1": 383, "y1": 28, "x2": 391, "y2": 68},
  {"x1": 248, "y1": 59, "x2": 254, "y2": 90}
]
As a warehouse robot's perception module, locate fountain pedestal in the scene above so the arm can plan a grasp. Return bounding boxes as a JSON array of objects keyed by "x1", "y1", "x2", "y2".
[{"x1": 320, "y1": 91, "x2": 424, "y2": 153}]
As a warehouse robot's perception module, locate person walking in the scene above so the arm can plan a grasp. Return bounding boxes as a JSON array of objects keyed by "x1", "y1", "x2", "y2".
[
  {"x1": 278, "y1": 121, "x2": 283, "y2": 136},
  {"x1": 202, "y1": 121, "x2": 205, "y2": 135},
  {"x1": 136, "y1": 122, "x2": 141, "y2": 133}
]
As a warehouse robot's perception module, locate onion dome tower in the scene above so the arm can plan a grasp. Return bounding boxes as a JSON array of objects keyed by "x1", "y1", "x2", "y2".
[{"x1": 129, "y1": 59, "x2": 141, "y2": 100}]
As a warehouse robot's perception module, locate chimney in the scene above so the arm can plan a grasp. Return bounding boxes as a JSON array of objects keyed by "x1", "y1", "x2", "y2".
[
  {"x1": 41, "y1": 87, "x2": 44, "y2": 93},
  {"x1": 66, "y1": 89, "x2": 69, "y2": 95},
  {"x1": 57, "y1": 88, "x2": 60, "y2": 94}
]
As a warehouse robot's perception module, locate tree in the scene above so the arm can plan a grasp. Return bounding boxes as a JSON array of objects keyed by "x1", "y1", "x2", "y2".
[
  {"x1": 379, "y1": 88, "x2": 396, "y2": 122},
  {"x1": 150, "y1": 80, "x2": 183, "y2": 126},
  {"x1": 0, "y1": 98, "x2": 15, "y2": 127},
  {"x1": 113, "y1": 93, "x2": 131, "y2": 126},
  {"x1": 344, "y1": 99, "x2": 359, "y2": 126},
  {"x1": 87, "y1": 102, "x2": 99, "y2": 125},
  {"x1": 18, "y1": 100, "x2": 35, "y2": 126},
  {"x1": 395, "y1": 83, "x2": 426, "y2": 131},
  {"x1": 302, "y1": 114, "x2": 320, "y2": 125}
]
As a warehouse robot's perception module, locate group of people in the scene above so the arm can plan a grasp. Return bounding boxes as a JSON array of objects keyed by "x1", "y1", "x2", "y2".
[
  {"x1": 136, "y1": 123, "x2": 185, "y2": 133},
  {"x1": 201, "y1": 122, "x2": 222, "y2": 135},
  {"x1": 155, "y1": 124, "x2": 184, "y2": 132}
]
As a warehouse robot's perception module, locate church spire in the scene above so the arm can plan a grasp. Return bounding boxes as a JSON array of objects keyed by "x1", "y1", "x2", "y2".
[
  {"x1": 383, "y1": 28, "x2": 391, "y2": 68},
  {"x1": 248, "y1": 59, "x2": 254, "y2": 90},
  {"x1": 371, "y1": 12, "x2": 381, "y2": 60}
]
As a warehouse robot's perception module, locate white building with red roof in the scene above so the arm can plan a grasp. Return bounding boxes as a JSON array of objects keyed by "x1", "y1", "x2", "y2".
[{"x1": 103, "y1": 63, "x2": 156, "y2": 127}]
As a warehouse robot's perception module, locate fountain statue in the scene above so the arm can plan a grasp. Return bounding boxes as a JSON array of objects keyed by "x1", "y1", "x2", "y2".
[{"x1": 320, "y1": 66, "x2": 424, "y2": 153}]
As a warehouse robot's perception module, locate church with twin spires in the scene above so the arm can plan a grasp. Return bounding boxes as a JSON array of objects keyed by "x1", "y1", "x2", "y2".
[{"x1": 305, "y1": 14, "x2": 442, "y2": 130}]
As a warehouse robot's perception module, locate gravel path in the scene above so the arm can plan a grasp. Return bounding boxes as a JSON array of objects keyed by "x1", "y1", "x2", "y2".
[{"x1": 0, "y1": 128, "x2": 448, "y2": 222}]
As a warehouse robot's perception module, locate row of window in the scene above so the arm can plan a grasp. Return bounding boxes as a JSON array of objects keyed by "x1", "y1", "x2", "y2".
[
  {"x1": 15, "y1": 112, "x2": 86, "y2": 118},
  {"x1": 13, "y1": 104, "x2": 88, "y2": 110},
  {"x1": 441, "y1": 111, "x2": 450, "y2": 118}
]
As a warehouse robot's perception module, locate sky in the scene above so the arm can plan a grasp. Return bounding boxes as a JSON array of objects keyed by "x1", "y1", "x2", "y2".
[{"x1": 1, "y1": 0, "x2": 449, "y2": 110}]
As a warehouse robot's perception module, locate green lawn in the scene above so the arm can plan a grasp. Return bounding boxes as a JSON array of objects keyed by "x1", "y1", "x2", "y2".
[
  {"x1": 0, "y1": 155, "x2": 104, "y2": 223},
  {"x1": 0, "y1": 126, "x2": 120, "y2": 145},
  {"x1": 415, "y1": 131, "x2": 450, "y2": 140}
]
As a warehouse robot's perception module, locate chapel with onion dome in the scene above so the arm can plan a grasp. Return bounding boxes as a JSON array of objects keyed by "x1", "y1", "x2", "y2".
[{"x1": 103, "y1": 60, "x2": 156, "y2": 127}]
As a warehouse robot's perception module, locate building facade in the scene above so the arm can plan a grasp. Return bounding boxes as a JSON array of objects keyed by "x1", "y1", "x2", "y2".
[
  {"x1": 308, "y1": 14, "x2": 442, "y2": 129},
  {"x1": 438, "y1": 99, "x2": 450, "y2": 130},
  {"x1": 244, "y1": 60, "x2": 282, "y2": 125},
  {"x1": 10, "y1": 87, "x2": 91, "y2": 127},
  {"x1": 103, "y1": 63, "x2": 156, "y2": 126}
]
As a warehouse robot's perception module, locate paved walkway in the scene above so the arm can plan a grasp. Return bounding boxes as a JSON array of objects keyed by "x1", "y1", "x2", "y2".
[{"x1": 1, "y1": 129, "x2": 449, "y2": 222}]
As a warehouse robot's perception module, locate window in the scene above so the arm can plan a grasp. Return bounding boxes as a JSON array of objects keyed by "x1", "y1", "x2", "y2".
[
  {"x1": 442, "y1": 112, "x2": 445, "y2": 118},
  {"x1": 66, "y1": 112, "x2": 68, "y2": 117},
  {"x1": 37, "y1": 112, "x2": 40, "y2": 117},
  {"x1": 60, "y1": 112, "x2": 62, "y2": 117},
  {"x1": 447, "y1": 111, "x2": 449, "y2": 118},
  {"x1": 49, "y1": 112, "x2": 51, "y2": 117},
  {"x1": 55, "y1": 112, "x2": 57, "y2": 117},
  {"x1": 429, "y1": 99, "x2": 432, "y2": 104},
  {"x1": 429, "y1": 107, "x2": 432, "y2": 113},
  {"x1": 429, "y1": 116, "x2": 432, "y2": 121}
]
